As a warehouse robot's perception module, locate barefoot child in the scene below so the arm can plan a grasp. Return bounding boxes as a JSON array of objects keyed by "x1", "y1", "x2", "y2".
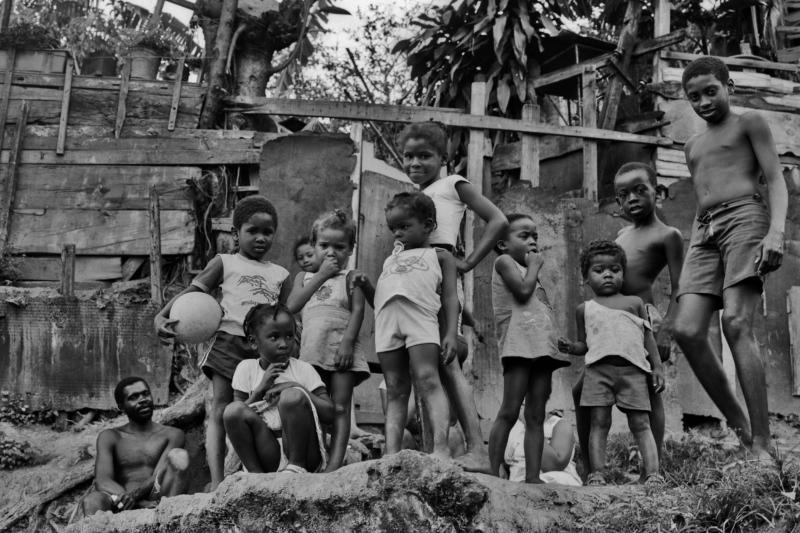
[
  {"x1": 558, "y1": 240, "x2": 665, "y2": 486},
  {"x1": 287, "y1": 210, "x2": 370, "y2": 472},
  {"x1": 154, "y1": 196, "x2": 291, "y2": 490},
  {"x1": 398, "y1": 121, "x2": 508, "y2": 472},
  {"x1": 572, "y1": 163, "x2": 683, "y2": 481},
  {"x1": 223, "y1": 303, "x2": 333, "y2": 474},
  {"x1": 359, "y1": 191, "x2": 459, "y2": 461},
  {"x1": 673, "y1": 57, "x2": 787, "y2": 464},
  {"x1": 488, "y1": 214, "x2": 570, "y2": 482}
]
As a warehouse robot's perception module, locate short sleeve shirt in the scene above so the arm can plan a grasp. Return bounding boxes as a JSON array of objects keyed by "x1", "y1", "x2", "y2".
[{"x1": 231, "y1": 358, "x2": 325, "y2": 396}]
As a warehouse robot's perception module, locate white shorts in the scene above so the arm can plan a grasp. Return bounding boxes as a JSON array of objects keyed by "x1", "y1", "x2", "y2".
[{"x1": 375, "y1": 298, "x2": 440, "y2": 353}]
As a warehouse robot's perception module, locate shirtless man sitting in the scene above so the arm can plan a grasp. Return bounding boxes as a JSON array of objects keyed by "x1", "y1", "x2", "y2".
[{"x1": 82, "y1": 377, "x2": 190, "y2": 516}]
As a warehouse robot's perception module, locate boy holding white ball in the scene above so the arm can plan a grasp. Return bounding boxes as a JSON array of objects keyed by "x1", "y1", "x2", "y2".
[{"x1": 155, "y1": 196, "x2": 292, "y2": 491}]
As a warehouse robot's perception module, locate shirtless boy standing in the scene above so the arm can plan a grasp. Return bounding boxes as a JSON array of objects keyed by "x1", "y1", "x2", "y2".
[
  {"x1": 572, "y1": 163, "x2": 683, "y2": 480},
  {"x1": 673, "y1": 57, "x2": 787, "y2": 462},
  {"x1": 83, "y1": 378, "x2": 189, "y2": 516}
]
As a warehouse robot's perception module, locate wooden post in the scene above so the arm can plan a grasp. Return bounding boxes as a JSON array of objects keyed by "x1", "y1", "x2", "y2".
[
  {"x1": 168, "y1": 56, "x2": 185, "y2": 131},
  {"x1": 57, "y1": 59, "x2": 74, "y2": 155},
  {"x1": 582, "y1": 67, "x2": 598, "y2": 203},
  {"x1": 0, "y1": 100, "x2": 26, "y2": 256},
  {"x1": 347, "y1": 122, "x2": 363, "y2": 270},
  {"x1": 198, "y1": 0, "x2": 239, "y2": 129},
  {"x1": 1, "y1": 0, "x2": 12, "y2": 31},
  {"x1": 61, "y1": 244, "x2": 75, "y2": 297},
  {"x1": 520, "y1": 103, "x2": 540, "y2": 186},
  {"x1": 150, "y1": 0, "x2": 166, "y2": 27},
  {"x1": 599, "y1": 0, "x2": 642, "y2": 130},
  {"x1": 465, "y1": 80, "x2": 487, "y2": 319},
  {"x1": 115, "y1": 58, "x2": 132, "y2": 139},
  {"x1": 0, "y1": 47, "x2": 16, "y2": 149},
  {"x1": 788, "y1": 288, "x2": 800, "y2": 396},
  {"x1": 149, "y1": 186, "x2": 163, "y2": 306}
]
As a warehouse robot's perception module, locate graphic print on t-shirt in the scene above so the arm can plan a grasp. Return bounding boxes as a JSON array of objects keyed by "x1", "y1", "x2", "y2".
[
  {"x1": 380, "y1": 252, "x2": 430, "y2": 279},
  {"x1": 237, "y1": 275, "x2": 279, "y2": 305}
]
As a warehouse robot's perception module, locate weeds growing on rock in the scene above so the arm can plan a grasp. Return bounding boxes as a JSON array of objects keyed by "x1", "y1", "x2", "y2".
[
  {"x1": 0, "y1": 391, "x2": 58, "y2": 426},
  {"x1": 0, "y1": 432, "x2": 32, "y2": 470}
]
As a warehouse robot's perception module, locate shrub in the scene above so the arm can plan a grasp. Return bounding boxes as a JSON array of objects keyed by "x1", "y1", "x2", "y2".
[
  {"x1": 0, "y1": 23, "x2": 60, "y2": 50},
  {"x1": 0, "y1": 432, "x2": 32, "y2": 470}
]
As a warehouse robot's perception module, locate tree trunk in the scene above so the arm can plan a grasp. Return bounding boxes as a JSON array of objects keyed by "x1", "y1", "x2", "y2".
[
  {"x1": 228, "y1": 45, "x2": 278, "y2": 131},
  {"x1": 198, "y1": 0, "x2": 238, "y2": 129}
]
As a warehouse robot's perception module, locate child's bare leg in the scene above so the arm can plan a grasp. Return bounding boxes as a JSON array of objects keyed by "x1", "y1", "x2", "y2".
[
  {"x1": 721, "y1": 281, "x2": 772, "y2": 460},
  {"x1": 673, "y1": 294, "x2": 752, "y2": 449},
  {"x1": 640, "y1": 385, "x2": 665, "y2": 482},
  {"x1": 208, "y1": 373, "x2": 234, "y2": 490},
  {"x1": 402, "y1": 428, "x2": 417, "y2": 450},
  {"x1": 278, "y1": 388, "x2": 323, "y2": 471},
  {"x1": 223, "y1": 402, "x2": 281, "y2": 473},
  {"x1": 409, "y1": 343, "x2": 451, "y2": 461},
  {"x1": 488, "y1": 358, "x2": 531, "y2": 476},
  {"x1": 378, "y1": 349, "x2": 412, "y2": 455},
  {"x1": 523, "y1": 367, "x2": 553, "y2": 484},
  {"x1": 324, "y1": 371, "x2": 357, "y2": 472},
  {"x1": 588, "y1": 407, "x2": 612, "y2": 475},
  {"x1": 572, "y1": 371, "x2": 591, "y2": 478},
  {"x1": 625, "y1": 410, "x2": 659, "y2": 477},
  {"x1": 350, "y1": 397, "x2": 369, "y2": 438},
  {"x1": 440, "y1": 362, "x2": 491, "y2": 473}
]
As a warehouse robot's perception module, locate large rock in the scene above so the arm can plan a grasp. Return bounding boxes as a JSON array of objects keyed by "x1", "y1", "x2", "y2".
[{"x1": 67, "y1": 451, "x2": 627, "y2": 533}]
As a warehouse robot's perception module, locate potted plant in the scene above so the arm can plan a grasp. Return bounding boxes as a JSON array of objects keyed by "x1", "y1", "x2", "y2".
[
  {"x1": 64, "y1": 15, "x2": 120, "y2": 77},
  {"x1": 0, "y1": 22, "x2": 69, "y2": 74},
  {"x1": 119, "y1": 26, "x2": 185, "y2": 80}
]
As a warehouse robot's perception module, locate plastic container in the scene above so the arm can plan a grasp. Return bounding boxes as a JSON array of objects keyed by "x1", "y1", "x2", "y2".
[
  {"x1": 0, "y1": 49, "x2": 70, "y2": 74},
  {"x1": 129, "y1": 46, "x2": 160, "y2": 80}
]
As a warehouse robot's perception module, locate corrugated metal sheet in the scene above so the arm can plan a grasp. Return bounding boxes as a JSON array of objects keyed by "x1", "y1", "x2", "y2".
[{"x1": 0, "y1": 288, "x2": 172, "y2": 410}]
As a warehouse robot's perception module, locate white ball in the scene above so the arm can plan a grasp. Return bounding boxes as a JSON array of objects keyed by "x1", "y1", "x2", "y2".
[{"x1": 169, "y1": 292, "x2": 222, "y2": 344}]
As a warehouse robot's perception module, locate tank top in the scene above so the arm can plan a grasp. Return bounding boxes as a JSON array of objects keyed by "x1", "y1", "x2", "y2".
[
  {"x1": 374, "y1": 247, "x2": 442, "y2": 315},
  {"x1": 217, "y1": 254, "x2": 288, "y2": 336},
  {"x1": 423, "y1": 175, "x2": 469, "y2": 247},
  {"x1": 584, "y1": 299, "x2": 652, "y2": 372},
  {"x1": 299, "y1": 270, "x2": 370, "y2": 379},
  {"x1": 491, "y1": 257, "x2": 569, "y2": 365}
]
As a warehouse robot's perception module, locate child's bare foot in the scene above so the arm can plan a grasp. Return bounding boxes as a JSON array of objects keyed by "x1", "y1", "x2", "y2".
[
  {"x1": 453, "y1": 450, "x2": 492, "y2": 475},
  {"x1": 430, "y1": 450, "x2": 452, "y2": 463},
  {"x1": 524, "y1": 477, "x2": 546, "y2": 485},
  {"x1": 350, "y1": 427, "x2": 371, "y2": 439}
]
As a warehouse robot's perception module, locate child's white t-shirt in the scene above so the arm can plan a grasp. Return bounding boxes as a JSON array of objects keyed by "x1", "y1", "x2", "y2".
[{"x1": 231, "y1": 358, "x2": 326, "y2": 423}]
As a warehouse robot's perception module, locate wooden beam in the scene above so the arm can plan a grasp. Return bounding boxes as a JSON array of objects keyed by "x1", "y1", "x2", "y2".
[
  {"x1": 0, "y1": 48, "x2": 15, "y2": 145},
  {"x1": 465, "y1": 80, "x2": 486, "y2": 321},
  {"x1": 348, "y1": 122, "x2": 363, "y2": 270},
  {"x1": 61, "y1": 244, "x2": 76, "y2": 297},
  {"x1": 520, "y1": 103, "x2": 540, "y2": 185},
  {"x1": 600, "y1": 0, "x2": 642, "y2": 130},
  {"x1": 661, "y1": 50, "x2": 799, "y2": 72},
  {"x1": 165, "y1": 0, "x2": 197, "y2": 9},
  {"x1": 13, "y1": 256, "x2": 122, "y2": 281},
  {"x1": 56, "y1": 59, "x2": 73, "y2": 155},
  {"x1": 149, "y1": 186, "x2": 163, "y2": 306},
  {"x1": 0, "y1": 71, "x2": 204, "y2": 97},
  {"x1": 1, "y1": 0, "x2": 11, "y2": 31},
  {"x1": 199, "y1": 0, "x2": 239, "y2": 129},
  {"x1": 0, "y1": 149, "x2": 260, "y2": 165},
  {"x1": 634, "y1": 30, "x2": 683, "y2": 57},
  {"x1": 491, "y1": 136, "x2": 583, "y2": 172},
  {"x1": 788, "y1": 287, "x2": 800, "y2": 396},
  {"x1": 582, "y1": 67, "x2": 598, "y2": 202},
  {"x1": 115, "y1": 58, "x2": 132, "y2": 139},
  {"x1": 168, "y1": 57, "x2": 184, "y2": 131},
  {"x1": 234, "y1": 98, "x2": 673, "y2": 146},
  {"x1": 534, "y1": 61, "x2": 603, "y2": 89},
  {"x1": 121, "y1": 257, "x2": 146, "y2": 281},
  {"x1": 777, "y1": 26, "x2": 800, "y2": 34},
  {"x1": 0, "y1": 99, "x2": 26, "y2": 256}
]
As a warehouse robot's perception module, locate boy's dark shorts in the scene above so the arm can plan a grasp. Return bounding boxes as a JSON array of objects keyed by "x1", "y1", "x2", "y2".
[
  {"x1": 200, "y1": 331, "x2": 259, "y2": 380},
  {"x1": 581, "y1": 362, "x2": 651, "y2": 412},
  {"x1": 677, "y1": 194, "x2": 769, "y2": 306}
]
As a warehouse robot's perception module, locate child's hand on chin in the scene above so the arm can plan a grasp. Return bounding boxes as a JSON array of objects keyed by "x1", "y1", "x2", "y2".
[{"x1": 318, "y1": 256, "x2": 340, "y2": 280}]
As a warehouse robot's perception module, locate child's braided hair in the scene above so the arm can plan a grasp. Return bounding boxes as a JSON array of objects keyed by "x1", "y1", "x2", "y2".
[
  {"x1": 243, "y1": 302, "x2": 295, "y2": 339},
  {"x1": 310, "y1": 209, "x2": 357, "y2": 248},
  {"x1": 579, "y1": 239, "x2": 627, "y2": 279},
  {"x1": 396, "y1": 121, "x2": 448, "y2": 159}
]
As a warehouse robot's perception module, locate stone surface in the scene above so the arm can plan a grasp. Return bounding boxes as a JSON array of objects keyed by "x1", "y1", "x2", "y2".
[{"x1": 67, "y1": 451, "x2": 630, "y2": 533}]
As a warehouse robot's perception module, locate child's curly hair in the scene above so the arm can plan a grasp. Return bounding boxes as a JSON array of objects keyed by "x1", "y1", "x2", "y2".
[
  {"x1": 243, "y1": 302, "x2": 295, "y2": 339},
  {"x1": 385, "y1": 191, "x2": 437, "y2": 228},
  {"x1": 396, "y1": 121, "x2": 448, "y2": 158},
  {"x1": 233, "y1": 196, "x2": 278, "y2": 230},
  {"x1": 615, "y1": 162, "x2": 658, "y2": 188},
  {"x1": 579, "y1": 239, "x2": 627, "y2": 279},
  {"x1": 494, "y1": 213, "x2": 534, "y2": 255},
  {"x1": 682, "y1": 56, "x2": 729, "y2": 88},
  {"x1": 310, "y1": 209, "x2": 357, "y2": 248}
]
